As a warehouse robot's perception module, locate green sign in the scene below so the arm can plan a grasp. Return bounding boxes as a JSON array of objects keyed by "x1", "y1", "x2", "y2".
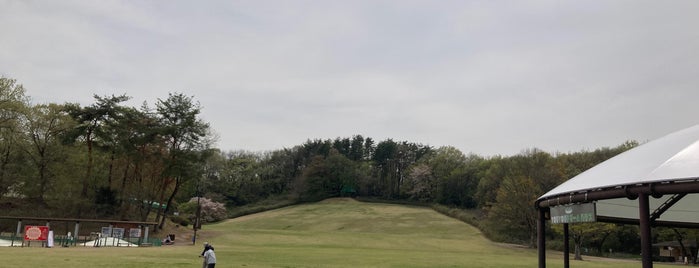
[{"x1": 550, "y1": 203, "x2": 596, "y2": 224}]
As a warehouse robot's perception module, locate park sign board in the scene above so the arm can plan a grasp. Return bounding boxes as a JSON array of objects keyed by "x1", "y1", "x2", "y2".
[
  {"x1": 101, "y1": 226, "x2": 112, "y2": 237},
  {"x1": 129, "y1": 228, "x2": 142, "y2": 238},
  {"x1": 112, "y1": 228, "x2": 125, "y2": 238},
  {"x1": 550, "y1": 203, "x2": 596, "y2": 224},
  {"x1": 24, "y1": 226, "x2": 49, "y2": 241}
]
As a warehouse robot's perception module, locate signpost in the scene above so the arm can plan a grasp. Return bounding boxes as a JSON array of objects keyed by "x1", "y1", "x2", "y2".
[{"x1": 550, "y1": 203, "x2": 596, "y2": 224}]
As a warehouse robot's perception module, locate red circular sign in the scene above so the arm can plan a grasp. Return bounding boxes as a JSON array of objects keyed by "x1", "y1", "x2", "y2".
[{"x1": 24, "y1": 226, "x2": 49, "y2": 241}]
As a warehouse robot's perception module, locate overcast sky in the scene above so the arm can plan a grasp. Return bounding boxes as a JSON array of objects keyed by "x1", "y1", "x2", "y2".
[{"x1": 1, "y1": 1, "x2": 698, "y2": 156}]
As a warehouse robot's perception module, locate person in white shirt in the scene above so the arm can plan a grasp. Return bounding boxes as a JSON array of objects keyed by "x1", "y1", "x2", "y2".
[
  {"x1": 203, "y1": 244, "x2": 217, "y2": 268},
  {"x1": 199, "y1": 242, "x2": 209, "y2": 268}
]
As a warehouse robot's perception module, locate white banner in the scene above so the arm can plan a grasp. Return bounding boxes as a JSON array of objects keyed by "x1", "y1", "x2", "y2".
[{"x1": 47, "y1": 230, "x2": 54, "y2": 247}]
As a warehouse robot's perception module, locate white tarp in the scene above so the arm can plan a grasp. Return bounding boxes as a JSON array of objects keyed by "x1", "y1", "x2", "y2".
[
  {"x1": 82, "y1": 237, "x2": 139, "y2": 247},
  {"x1": 0, "y1": 239, "x2": 16, "y2": 247},
  {"x1": 1, "y1": 237, "x2": 139, "y2": 247}
]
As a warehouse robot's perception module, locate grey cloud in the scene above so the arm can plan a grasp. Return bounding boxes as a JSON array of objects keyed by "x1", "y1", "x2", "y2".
[{"x1": 1, "y1": 1, "x2": 698, "y2": 156}]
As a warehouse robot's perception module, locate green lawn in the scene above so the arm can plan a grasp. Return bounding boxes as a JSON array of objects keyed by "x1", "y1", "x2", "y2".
[{"x1": 0, "y1": 198, "x2": 674, "y2": 267}]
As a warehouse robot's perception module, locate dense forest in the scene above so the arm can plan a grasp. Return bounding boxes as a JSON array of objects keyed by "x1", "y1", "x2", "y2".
[{"x1": 1, "y1": 76, "x2": 693, "y2": 257}]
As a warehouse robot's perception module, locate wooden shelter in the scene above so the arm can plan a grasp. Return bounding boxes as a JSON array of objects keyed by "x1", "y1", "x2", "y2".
[{"x1": 0, "y1": 216, "x2": 158, "y2": 247}]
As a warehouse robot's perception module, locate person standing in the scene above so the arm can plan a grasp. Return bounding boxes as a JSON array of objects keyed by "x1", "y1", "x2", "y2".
[
  {"x1": 203, "y1": 244, "x2": 217, "y2": 268},
  {"x1": 200, "y1": 242, "x2": 209, "y2": 268}
]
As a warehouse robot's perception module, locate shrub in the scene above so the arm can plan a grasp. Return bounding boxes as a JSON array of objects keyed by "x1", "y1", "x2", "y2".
[
  {"x1": 169, "y1": 215, "x2": 191, "y2": 227},
  {"x1": 180, "y1": 197, "x2": 227, "y2": 223}
]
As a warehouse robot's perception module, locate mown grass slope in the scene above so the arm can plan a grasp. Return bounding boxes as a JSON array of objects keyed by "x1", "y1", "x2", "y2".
[
  {"x1": 0, "y1": 198, "x2": 672, "y2": 267},
  {"x1": 204, "y1": 198, "x2": 665, "y2": 268}
]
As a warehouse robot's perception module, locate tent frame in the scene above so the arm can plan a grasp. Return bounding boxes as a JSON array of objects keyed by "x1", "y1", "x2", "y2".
[{"x1": 536, "y1": 179, "x2": 699, "y2": 268}]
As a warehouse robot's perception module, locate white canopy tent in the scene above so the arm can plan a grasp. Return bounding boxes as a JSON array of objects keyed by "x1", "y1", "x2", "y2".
[{"x1": 536, "y1": 124, "x2": 699, "y2": 268}]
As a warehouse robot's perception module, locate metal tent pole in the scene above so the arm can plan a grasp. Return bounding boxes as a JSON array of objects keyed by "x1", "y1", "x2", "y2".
[
  {"x1": 564, "y1": 223, "x2": 570, "y2": 268},
  {"x1": 639, "y1": 193, "x2": 653, "y2": 268},
  {"x1": 538, "y1": 207, "x2": 546, "y2": 268}
]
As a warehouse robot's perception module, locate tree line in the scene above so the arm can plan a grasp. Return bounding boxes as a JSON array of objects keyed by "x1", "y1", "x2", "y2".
[
  {"x1": 0, "y1": 77, "x2": 212, "y2": 230},
  {"x1": 4, "y1": 76, "x2": 685, "y2": 256}
]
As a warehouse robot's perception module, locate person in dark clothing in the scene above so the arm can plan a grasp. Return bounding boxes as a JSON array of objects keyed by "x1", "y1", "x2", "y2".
[{"x1": 200, "y1": 242, "x2": 209, "y2": 256}]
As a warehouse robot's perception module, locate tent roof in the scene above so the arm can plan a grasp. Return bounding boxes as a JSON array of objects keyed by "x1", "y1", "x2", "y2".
[
  {"x1": 540, "y1": 124, "x2": 699, "y2": 199},
  {"x1": 538, "y1": 124, "x2": 699, "y2": 225}
]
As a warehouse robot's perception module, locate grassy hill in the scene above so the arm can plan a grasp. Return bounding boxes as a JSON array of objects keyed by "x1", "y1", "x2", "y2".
[{"x1": 0, "y1": 198, "x2": 671, "y2": 267}]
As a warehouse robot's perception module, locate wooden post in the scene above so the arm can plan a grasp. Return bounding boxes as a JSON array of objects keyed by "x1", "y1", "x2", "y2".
[
  {"x1": 74, "y1": 222, "x2": 80, "y2": 246},
  {"x1": 108, "y1": 224, "x2": 114, "y2": 246},
  {"x1": 45, "y1": 221, "x2": 51, "y2": 248},
  {"x1": 14, "y1": 219, "x2": 22, "y2": 247}
]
